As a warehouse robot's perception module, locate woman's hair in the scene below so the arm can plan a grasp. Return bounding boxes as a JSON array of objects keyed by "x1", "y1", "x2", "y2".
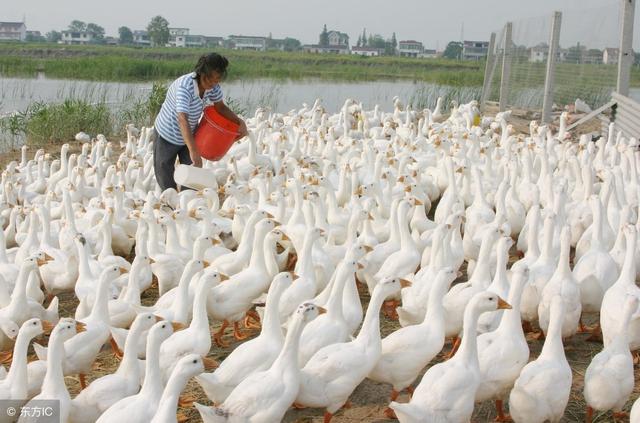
[{"x1": 193, "y1": 53, "x2": 229, "y2": 81}]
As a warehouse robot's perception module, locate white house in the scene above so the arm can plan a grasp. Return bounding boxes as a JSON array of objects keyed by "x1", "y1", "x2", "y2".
[
  {"x1": 327, "y1": 30, "x2": 349, "y2": 47},
  {"x1": 462, "y1": 40, "x2": 489, "y2": 60},
  {"x1": 228, "y1": 35, "x2": 267, "y2": 51},
  {"x1": 60, "y1": 30, "x2": 94, "y2": 45},
  {"x1": 603, "y1": 47, "x2": 619, "y2": 65},
  {"x1": 0, "y1": 21, "x2": 27, "y2": 41},
  {"x1": 133, "y1": 30, "x2": 150, "y2": 47},
  {"x1": 351, "y1": 46, "x2": 383, "y2": 56},
  {"x1": 398, "y1": 40, "x2": 423, "y2": 57},
  {"x1": 419, "y1": 49, "x2": 438, "y2": 59},
  {"x1": 530, "y1": 43, "x2": 548, "y2": 63},
  {"x1": 168, "y1": 28, "x2": 189, "y2": 47}
]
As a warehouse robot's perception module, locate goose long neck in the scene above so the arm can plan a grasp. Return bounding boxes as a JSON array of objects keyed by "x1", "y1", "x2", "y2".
[
  {"x1": 248, "y1": 227, "x2": 268, "y2": 270},
  {"x1": 457, "y1": 301, "x2": 482, "y2": 366},
  {"x1": 42, "y1": 331, "x2": 66, "y2": 394},
  {"x1": 140, "y1": 333, "x2": 164, "y2": 398},
  {"x1": 356, "y1": 287, "x2": 385, "y2": 345},
  {"x1": 422, "y1": 275, "x2": 449, "y2": 326},
  {"x1": 618, "y1": 229, "x2": 637, "y2": 284},
  {"x1": 122, "y1": 261, "x2": 142, "y2": 304},
  {"x1": 539, "y1": 218, "x2": 555, "y2": 260},
  {"x1": 6, "y1": 328, "x2": 31, "y2": 394},
  {"x1": 611, "y1": 300, "x2": 637, "y2": 350},
  {"x1": 397, "y1": 205, "x2": 415, "y2": 250},
  {"x1": 297, "y1": 232, "x2": 316, "y2": 277},
  {"x1": 526, "y1": 207, "x2": 541, "y2": 256},
  {"x1": 191, "y1": 282, "x2": 210, "y2": 330},
  {"x1": 10, "y1": 265, "x2": 30, "y2": 307},
  {"x1": 261, "y1": 283, "x2": 285, "y2": 343},
  {"x1": 119, "y1": 322, "x2": 144, "y2": 377},
  {"x1": 473, "y1": 233, "x2": 495, "y2": 283},
  {"x1": 156, "y1": 370, "x2": 191, "y2": 420},
  {"x1": 592, "y1": 199, "x2": 604, "y2": 244},
  {"x1": 99, "y1": 223, "x2": 113, "y2": 258},
  {"x1": 540, "y1": 304, "x2": 565, "y2": 359},
  {"x1": 499, "y1": 276, "x2": 526, "y2": 333},
  {"x1": 88, "y1": 272, "x2": 111, "y2": 322},
  {"x1": 77, "y1": 242, "x2": 92, "y2": 279},
  {"x1": 0, "y1": 224, "x2": 8, "y2": 263},
  {"x1": 272, "y1": 312, "x2": 305, "y2": 373},
  {"x1": 326, "y1": 263, "x2": 348, "y2": 317}
]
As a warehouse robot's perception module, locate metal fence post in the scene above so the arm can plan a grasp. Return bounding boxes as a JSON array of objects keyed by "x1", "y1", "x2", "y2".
[
  {"x1": 617, "y1": 0, "x2": 635, "y2": 96},
  {"x1": 499, "y1": 23, "x2": 513, "y2": 112},
  {"x1": 542, "y1": 11, "x2": 562, "y2": 124},
  {"x1": 480, "y1": 32, "x2": 497, "y2": 110}
]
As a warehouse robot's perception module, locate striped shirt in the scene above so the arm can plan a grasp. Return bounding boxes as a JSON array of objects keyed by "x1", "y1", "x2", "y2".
[{"x1": 154, "y1": 72, "x2": 223, "y2": 145}]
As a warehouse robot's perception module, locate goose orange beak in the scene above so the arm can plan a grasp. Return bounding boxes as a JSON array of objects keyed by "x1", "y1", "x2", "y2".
[
  {"x1": 75, "y1": 322, "x2": 87, "y2": 333},
  {"x1": 497, "y1": 297, "x2": 512, "y2": 310},
  {"x1": 219, "y1": 273, "x2": 230, "y2": 282},
  {"x1": 317, "y1": 306, "x2": 327, "y2": 315},
  {"x1": 400, "y1": 279, "x2": 412, "y2": 288},
  {"x1": 171, "y1": 322, "x2": 187, "y2": 331},
  {"x1": 202, "y1": 356, "x2": 219, "y2": 371},
  {"x1": 154, "y1": 315, "x2": 164, "y2": 322},
  {"x1": 42, "y1": 321, "x2": 55, "y2": 334}
]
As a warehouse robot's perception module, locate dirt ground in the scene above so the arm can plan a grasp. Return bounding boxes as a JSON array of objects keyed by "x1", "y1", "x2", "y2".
[{"x1": 3, "y1": 132, "x2": 639, "y2": 422}]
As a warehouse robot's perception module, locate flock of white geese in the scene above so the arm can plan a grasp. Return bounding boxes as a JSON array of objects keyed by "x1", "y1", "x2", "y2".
[{"x1": 0, "y1": 96, "x2": 639, "y2": 423}]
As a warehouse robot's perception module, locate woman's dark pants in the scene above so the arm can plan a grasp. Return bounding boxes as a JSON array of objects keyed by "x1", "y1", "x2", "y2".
[{"x1": 153, "y1": 134, "x2": 192, "y2": 191}]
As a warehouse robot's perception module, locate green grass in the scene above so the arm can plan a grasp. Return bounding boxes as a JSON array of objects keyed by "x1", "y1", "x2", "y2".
[
  {"x1": 0, "y1": 81, "x2": 168, "y2": 147},
  {"x1": 0, "y1": 42, "x2": 485, "y2": 86}
]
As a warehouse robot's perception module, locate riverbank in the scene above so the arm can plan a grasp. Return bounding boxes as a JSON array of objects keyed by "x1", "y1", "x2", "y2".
[{"x1": 0, "y1": 42, "x2": 485, "y2": 86}]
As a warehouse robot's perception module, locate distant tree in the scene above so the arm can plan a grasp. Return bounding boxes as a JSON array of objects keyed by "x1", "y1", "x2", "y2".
[
  {"x1": 356, "y1": 35, "x2": 362, "y2": 47},
  {"x1": 361, "y1": 28, "x2": 367, "y2": 47},
  {"x1": 68, "y1": 20, "x2": 86, "y2": 32},
  {"x1": 147, "y1": 15, "x2": 170, "y2": 47},
  {"x1": 368, "y1": 34, "x2": 386, "y2": 49},
  {"x1": 391, "y1": 32, "x2": 397, "y2": 50},
  {"x1": 443, "y1": 41, "x2": 463, "y2": 59},
  {"x1": 282, "y1": 37, "x2": 301, "y2": 51},
  {"x1": 86, "y1": 23, "x2": 105, "y2": 42},
  {"x1": 25, "y1": 33, "x2": 46, "y2": 42},
  {"x1": 46, "y1": 31, "x2": 62, "y2": 43},
  {"x1": 565, "y1": 44, "x2": 585, "y2": 64},
  {"x1": 319, "y1": 24, "x2": 329, "y2": 46},
  {"x1": 118, "y1": 26, "x2": 134, "y2": 44}
]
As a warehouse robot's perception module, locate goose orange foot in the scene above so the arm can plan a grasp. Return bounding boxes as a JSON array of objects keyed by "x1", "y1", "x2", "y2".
[
  {"x1": 383, "y1": 407, "x2": 397, "y2": 419},
  {"x1": 494, "y1": 400, "x2": 512, "y2": 422},
  {"x1": 323, "y1": 411, "x2": 333, "y2": 423},
  {"x1": 244, "y1": 310, "x2": 261, "y2": 329},
  {"x1": 382, "y1": 300, "x2": 399, "y2": 320},
  {"x1": 613, "y1": 411, "x2": 628, "y2": 421},
  {"x1": 109, "y1": 337, "x2": 123, "y2": 359},
  {"x1": 213, "y1": 320, "x2": 230, "y2": 348},
  {"x1": 178, "y1": 395, "x2": 195, "y2": 408},
  {"x1": 78, "y1": 373, "x2": 88, "y2": 390},
  {"x1": 233, "y1": 322, "x2": 248, "y2": 341}
]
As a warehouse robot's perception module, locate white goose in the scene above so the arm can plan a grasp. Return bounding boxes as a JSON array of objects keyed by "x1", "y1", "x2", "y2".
[
  {"x1": 69, "y1": 313, "x2": 161, "y2": 422},
  {"x1": 18, "y1": 318, "x2": 84, "y2": 423},
  {"x1": 196, "y1": 302, "x2": 324, "y2": 423},
  {"x1": 509, "y1": 296, "x2": 572, "y2": 423},
  {"x1": 96, "y1": 320, "x2": 181, "y2": 423},
  {"x1": 296, "y1": 277, "x2": 410, "y2": 422},
  {"x1": 196, "y1": 272, "x2": 294, "y2": 403},
  {"x1": 390, "y1": 291, "x2": 511, "y2": 422},
  {"x1": 584, "y1": 295, "x2": 637, "y2": 423},
  {"x1": 368, "y1": 267, "x2": 456, "y2": 418}
]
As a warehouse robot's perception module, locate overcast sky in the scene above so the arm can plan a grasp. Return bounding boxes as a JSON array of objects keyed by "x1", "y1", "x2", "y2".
[{"x1": 4, "y1": 0, "x2": 634, "y2": 49}]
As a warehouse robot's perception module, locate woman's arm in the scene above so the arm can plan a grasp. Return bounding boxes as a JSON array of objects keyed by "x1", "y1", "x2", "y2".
[
  {"x1": 178, "y1": 112, "x2": 202, "y2": 167},
  {"x1": 214, "y1": 101, "x2": 248, "y2": 139}
]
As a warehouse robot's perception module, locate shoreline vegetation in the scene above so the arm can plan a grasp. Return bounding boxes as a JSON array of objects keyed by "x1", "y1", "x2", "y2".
[{"x1": 0, "y1": 43, "x2": 484, "y2": 86}]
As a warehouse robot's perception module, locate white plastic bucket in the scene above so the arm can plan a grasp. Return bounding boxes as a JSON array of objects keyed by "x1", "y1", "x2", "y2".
[{"x1": 174, "y1": 164, "x2": 218, "y2": 190}]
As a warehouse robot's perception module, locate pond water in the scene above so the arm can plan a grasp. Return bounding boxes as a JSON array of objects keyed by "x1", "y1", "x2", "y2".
[{"x1": 0, "y1": 75, "x2": 482, "y2": 116}]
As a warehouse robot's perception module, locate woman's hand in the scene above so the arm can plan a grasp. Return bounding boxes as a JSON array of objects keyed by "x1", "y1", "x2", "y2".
[
  {"x1": 237, "y1": 120, "x2": 249, "y2": 139},
  {"x1": 190, "y1": 149, "x2": 203, "y2": 168}
]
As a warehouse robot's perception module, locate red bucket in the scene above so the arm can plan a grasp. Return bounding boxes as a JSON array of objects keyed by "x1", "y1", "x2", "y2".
[{"x1": 195, "y1": 106, "x2": 240, "y2": 161}]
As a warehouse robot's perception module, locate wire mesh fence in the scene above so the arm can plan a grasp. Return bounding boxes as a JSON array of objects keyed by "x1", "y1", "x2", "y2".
[{"x1": 483, "y1": 1, "x2": 622, "y2": 114}]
